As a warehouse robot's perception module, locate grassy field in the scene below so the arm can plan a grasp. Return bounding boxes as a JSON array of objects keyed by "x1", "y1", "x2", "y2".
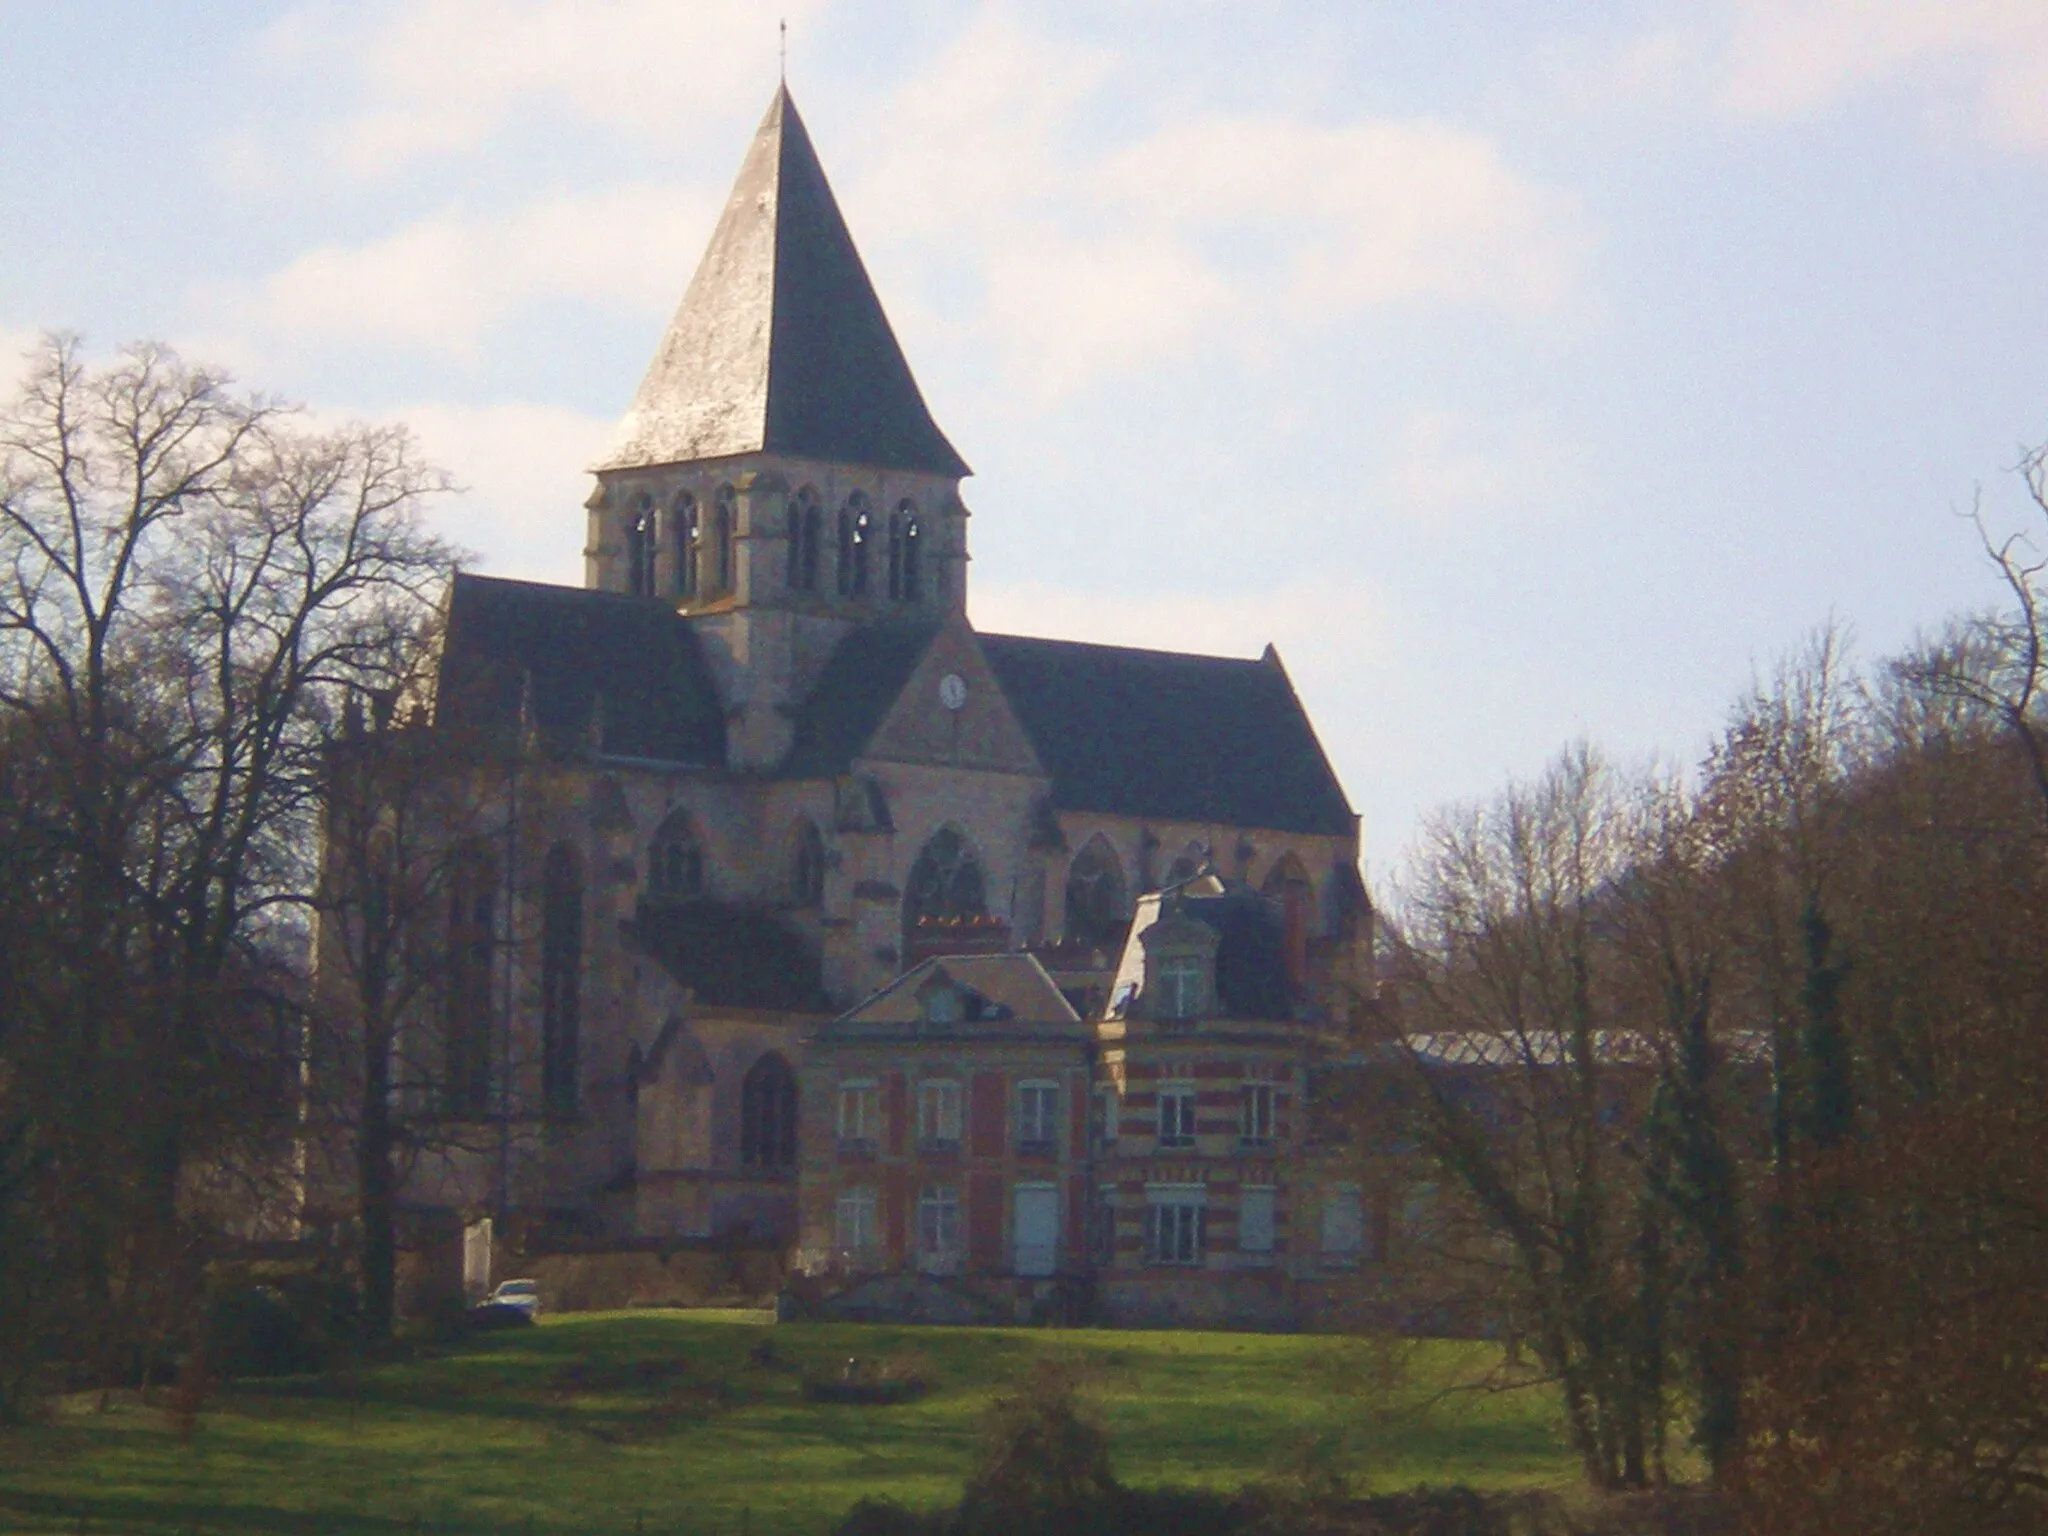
[{"x1": 0, "y1": 1311, "x2": 1575, "y2": 1535}]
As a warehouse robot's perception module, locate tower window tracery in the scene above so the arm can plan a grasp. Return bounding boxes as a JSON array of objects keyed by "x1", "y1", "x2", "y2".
[
  {"x1": 673, "y1": 492, "x2": 699, "y2": 599},
  {"x1": 626, "y1": 494, "x2": 656, "y2": 596},
  {"x1": 713, "y1": 484, "x2": 737, "y2": 594},
  {"x1": 836, "y1": 492, "x2": 872, "y2": 597},
  {"x1": 887, "y1": 501, "x2": 921, "y2": 603},
  {"x1": 788, "y1": 485, "x2": 823, "y2": 592}
]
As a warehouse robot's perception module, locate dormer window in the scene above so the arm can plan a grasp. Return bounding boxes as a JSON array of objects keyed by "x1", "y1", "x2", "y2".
[
  {"x1": 923, "y1": 987, "x2": 961, "y2": 1025},
  {"x1": 1156, "y1": 953, "x2": 1204, "y2": 1019}
]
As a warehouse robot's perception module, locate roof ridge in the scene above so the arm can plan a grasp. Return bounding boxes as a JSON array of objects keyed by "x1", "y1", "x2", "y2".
[{"x1": 978, "y1": 629, "x2": 1270, "y2": 667}]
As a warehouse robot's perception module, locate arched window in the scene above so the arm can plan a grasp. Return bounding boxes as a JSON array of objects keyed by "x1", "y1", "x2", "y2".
[
  {"x1": 647, "y1": 809, "x2": 705, "y2": 900},
  {"x1": 887, "y1": 502, "x2": 921, "y2": 603},
  {"x1": 541, "y1": 844, "x2": 583, "y2": 1119},
  {"x1": 1063, "y1": 835, "x2": 1129, "y2": 947},
  {"x1": 1261, "y1": 852, "x2": 1312, "y2": 903},
  {"x1": 836, "y1": 492, "x2": 871, "y2": 597},
  {"x1": 788, "y1": 486, "x2": 823, "y2": 592},
  {"x1": 626, "y1": 494, "x2": 656, "y2": 596},
  {"x1": 905, "y1": 829, "x2": 987, "y2": 952},
  {"x1": 1163, "y1": 841, "x2": 1208, "y2": 888},
  {"x1": 713, "y1": 484, "x2": 737, "y2": 593},
  {"x1": 673, "y1": 492, "x2": 700, "y2": 599},
  {"x1": 740, "y1": 1052, "x2": 798, "y2": 1168},
  {"x1": 443, "y1": 849, "x2": 496, "y2": 1117},
  {"x1": 790, "y1": 817, "x2": 826, "y2": 908}
]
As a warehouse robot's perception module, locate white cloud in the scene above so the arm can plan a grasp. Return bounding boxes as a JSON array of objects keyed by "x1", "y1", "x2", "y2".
[
  {"x1": 215, "y1": 183, "x2": 716, "y2": 360},
  {"x1": 1379, "y1": 408, "x2": 1566, "y2": 523},
  {"x1": 853, "y1": 13, "x2": 1584, "y2": 404},
  {"x1": 223, "y1": 6, "x2": 1582, "y2": 401},
  {"x1": 1718, "y1": 0, "x2": 2048, "y2": 148},
  {"x1": 258, "y1": 0, "x2": 823, "y2": 177},
  {"x1": 398, "y1": 400, "x2": 611, "y2": 584}
]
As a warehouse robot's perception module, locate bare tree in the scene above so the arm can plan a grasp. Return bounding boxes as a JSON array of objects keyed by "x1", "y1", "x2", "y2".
[{"x1": 0, "y1": 334, "x2": 452, "y2": 1392}]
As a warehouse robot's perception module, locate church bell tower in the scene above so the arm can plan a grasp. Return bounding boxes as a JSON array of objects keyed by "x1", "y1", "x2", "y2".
[{"x1": 586, "y1": 85, "x2": 972, "y2": 771}]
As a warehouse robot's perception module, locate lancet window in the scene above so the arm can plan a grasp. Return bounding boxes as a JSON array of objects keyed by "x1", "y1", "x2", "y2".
[
  {"x1": 836, "y1": 492, "x2": 872, "y2": 597},
  {"x1": 673, "y1": 492, "x2": 700, "y2": 599},
  {"x1": 647, "y1": 810, "x2": 705, "y2": 900},
  {"x1": 740, "y1": 1052, "x2": 799, "y2": 1168},
  {"x1": 887, "y1": 501, "x2": 921, "y2": 603},
  {"x1": 443, "y1": 848, "x2": 497, "y2": 1118},
  {"x1": 905, "y1": 828, "x2": 987, "y2": 956},
  {"x1": 790, "y1": 817, "x2": 826, "y2": 908},
  {"x1": 540, "y1": 844, "x2": 583, "y2": 1119},
  {"x1": 713, "y1": 484, "x2": 737, "y2": 594},
  {"x1": 787, "y1": 485, "x2": 823, "y2": 592},
  {"x1": 626, "y1": 495, "x2": 656, "y2": 597},
  {"x1": 1063, "y1": 835, "x2": 1129, "y2": 947}
]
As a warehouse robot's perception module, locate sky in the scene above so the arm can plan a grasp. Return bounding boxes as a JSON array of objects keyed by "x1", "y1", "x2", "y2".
[{"x1": 6, "y1": 1, "x2": 2048, "y2": 881}]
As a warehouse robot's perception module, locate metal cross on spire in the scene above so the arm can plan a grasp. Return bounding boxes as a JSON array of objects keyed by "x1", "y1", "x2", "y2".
[{"x1": 779, "y1": 18, "x2": 787, "y2": 83}]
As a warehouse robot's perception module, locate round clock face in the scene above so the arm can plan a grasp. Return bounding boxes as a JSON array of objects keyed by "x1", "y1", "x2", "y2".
[{"x1": 938, "y1": 673, "x2": 968, "y2": 712}]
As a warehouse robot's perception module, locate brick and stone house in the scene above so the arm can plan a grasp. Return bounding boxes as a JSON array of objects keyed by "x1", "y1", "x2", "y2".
[{"x1": 311, "y1": 83, "x2": 1394, "y2": 1328}]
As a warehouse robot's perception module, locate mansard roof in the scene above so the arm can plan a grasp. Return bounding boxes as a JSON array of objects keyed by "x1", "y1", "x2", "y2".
[
  {"x1": 596, "y1": 86, "x2": 970, "y2": 479},
  {"x1": 434, "y1": 573, "x2": 727, "y2": 766},
  {"x1": 1110, "y1": 883, "x2": 1299, "y2": 1023},
  {"x1": 979, "y1": 634, "x2": 1356, "y2": 838}
]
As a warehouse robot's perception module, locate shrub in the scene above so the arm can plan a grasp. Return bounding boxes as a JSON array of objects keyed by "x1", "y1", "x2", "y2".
[
  {"x1": 207, "y1": 1286, "x2": 324, "y2": 1379},
  {"x1": 956, "y1": 1359, "x2": 1119, "y2": 1533}
]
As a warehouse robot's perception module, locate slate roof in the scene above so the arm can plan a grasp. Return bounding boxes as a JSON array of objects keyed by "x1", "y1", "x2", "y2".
[
  {"x1": 595, "y1": 86, "x2": 969, "y2": 479},
  {"x1": 829, "y1": 953, "x2": 1083, "y2": 1033},
  {"x1": 1109, "y1": 885, "x2": 1298, "y2": 1024},
  {"x1": 434, "y1": 573, "x2": 727, "y2": 766},
  {"x1": 980, "y1": 634, "x2": 1355, "y2": 838},
  {"x1": 780, "y1": 621, "x2": 939, "y2": 779},
  {"x1": 629, "y1": 899, "x2": 832, "y2": 1013}
]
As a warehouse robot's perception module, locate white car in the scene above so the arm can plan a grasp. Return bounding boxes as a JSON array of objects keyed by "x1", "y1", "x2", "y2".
[{"x1": 485, "y1": 1278, "x2": 542, "y2": 1317}]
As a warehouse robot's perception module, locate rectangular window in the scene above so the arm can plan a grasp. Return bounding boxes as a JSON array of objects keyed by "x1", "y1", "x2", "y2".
[
  {"x1": 1092, "y1": 1085, "x2": 1119, "y2": 1152},
  {"x1": 918, "y1": 1079, "x2": 963, "y2": 1150},
  {"x1": 1239, "y1": 1186, "x2": 1276, "y2": 1255},
  {"x1": 1144, "y1": 1202, "x2": 1205, "y2": 1265},
  {"x1": 1240, "y1": 1083, "x2": 1275, "y2": 1146},
  {"x1": 1156, "y1": 954, "x2": 1203, "y2": 1019},
  {"x1": 1013, "y1": 1183, "x2": 1060, "y2": 1277},
  {"x1": 917, "y1": 1185, "x2": 961, "y2": 1271},
  {"x1": 1321, "y1": 1184, "x2": 1365, "y2": 1262},
  {"x1": 1091, "y1": 1186, "x2": 1118, "y2": 1265},
  {"x1": 835, "y1": 1186, "x2": 878, "y2": 1259},
  {"x1": 1017, "y1": 1081, "x2": 1058, "y2": 1156},
  {"x1": 836, "y1": 1079, "x2": 879, "y2": 1149},
  {"x1": 1157, "y1": 1084, "x2": 1197, "y2": 1148}
]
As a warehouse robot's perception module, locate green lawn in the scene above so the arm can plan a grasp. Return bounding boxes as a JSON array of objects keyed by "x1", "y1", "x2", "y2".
[{"x1": 0, "y1": 1312, "x2": 1575, "y2": 1535}]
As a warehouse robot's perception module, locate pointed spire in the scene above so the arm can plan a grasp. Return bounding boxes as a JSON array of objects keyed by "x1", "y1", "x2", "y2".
[{"x1": 597, "y1": 87, "x2": 969, "y2": 479}]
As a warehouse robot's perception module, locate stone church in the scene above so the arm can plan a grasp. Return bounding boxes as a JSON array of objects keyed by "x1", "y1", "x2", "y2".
[{"x1": 321, "y1": 85, "x2": 1392, "y2": 1328}]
